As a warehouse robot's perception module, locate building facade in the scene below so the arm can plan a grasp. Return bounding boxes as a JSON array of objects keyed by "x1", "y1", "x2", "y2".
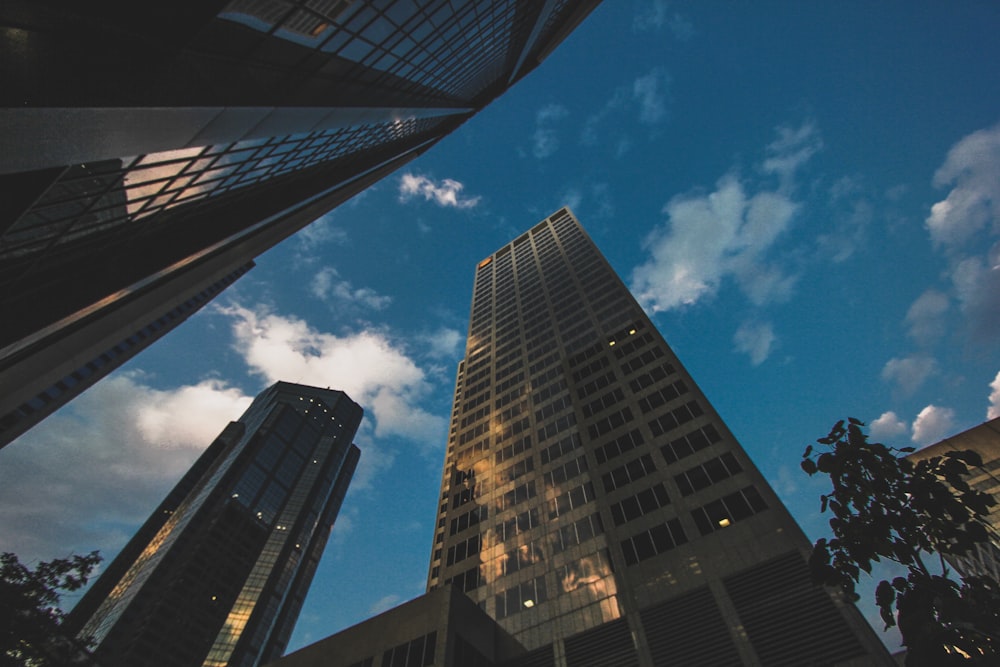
[
  {"x1": 907, "y1": 417, "x2": 1000, "y2": 583},
  {"x1": 0, "y1": 0, "x2": 602, "y2": 448},
  {"x1": 66, "y1": 382, "x2": 363, "y2": 667},
  {"x1": 426, "y1": 208, "x2": 892, "y2": 666}
]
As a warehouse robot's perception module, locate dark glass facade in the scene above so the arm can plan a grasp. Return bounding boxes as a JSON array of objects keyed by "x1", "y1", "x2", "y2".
[
  {"x1": 429, "y1": 209, "x2": 893, "y2": 666},
  {"x1": 66, "y1": 382, "x2": 363, "y2": 667},
  {"x1": 0, "y1": 0, "x2": 602, "y2": 448}
]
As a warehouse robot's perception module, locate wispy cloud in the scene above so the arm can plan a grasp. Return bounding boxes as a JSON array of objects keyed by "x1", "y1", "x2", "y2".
[
  {"x1": 733, "y1": 320, "x2": 776, "y2": 366},
  {"x1": 581, "y1": 67, "x2": 671, "y2": 148},
  {"x1": 632, "y1": 0, "x2": 694, "y2": 40},
  {"x1": 911, "y1": 404, "x2": 956, "y2": 445},
  {"x1": 367, "y1": 594, "x2": 402, "y2": 616},
  {"x1": 632, "y1": 68, "x2": 670, "y2": 125},
  {"x1": 398, "y1": 173, "x2": 481, "y2": 209},
  {"x1": 417, "y1": 327, "x2": 464, "y2": 360},
  {"x1": 880, "y1": 355, "x2": 938, "y2": 396},
  {"x1": 311, "y1": 266, "x2": 392, "y2": 311},
  {"x1": 762, "y1": 122, "x2": 823, "y2": 190},
  {"x1": 531, "y1": 104, "x2": 569, "y2": 159},
  {"x1": 296, "y1": 213, "x2": 349, "y2": 250}
]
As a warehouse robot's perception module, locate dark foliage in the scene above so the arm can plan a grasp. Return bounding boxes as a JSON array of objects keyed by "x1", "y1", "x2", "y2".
[
  {"x1": 1, "y1": 551, "x2": 101, "y2": 666},
  {"x1": 802, "y1": 418, "x2": 1000, "y2": 665}
]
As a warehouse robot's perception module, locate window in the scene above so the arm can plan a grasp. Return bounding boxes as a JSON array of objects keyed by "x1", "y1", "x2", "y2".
[
  {"x1": 647, "y1": 401, "x2": 704, "y2": 437},
  {"x1": 661, "y1": 424, "x2": 723, "y2": 464},
  {"x1": 449, "y1": 505, "x2": 488, "y2": 536},
  {"x1": 540, "y1": 432, "x2": 582, "y2": 464},
  {"x1": 674, "y1": 452, "x2": 743, "y2": 496},
  {"x1": 637, "y1": 380, "x2": 689, "y2": 414},
  {"x1": 587, "y1": 407, "x2": 634, "y2": 439},
  {"x1": 381, "y1": 631, "x2": 436, "y2": 667},
  {"x1": 550, "y1": 513, "x2": 604, "y2": 554},
  {"x1": 548, "y1": 481, "x2": 596, "y2": 519},
  {"x1": 581, "y1": 387, "x2": 625, "y2": 418},
  {"x1": 446, "y1": 533, "x2": 481, "y2": 566},
  {"x1": 495, "y1": 576, "x2": 547, "y2": 619},
  {"x1": 620, "y1": 519, "x2": 687, "y2": 566},
  {"x1": 543, "y1": 455, "x2": 588, "y2": 488},
  {"x1": 602, "y1": 454, "x2": 656, "y2": 492},
  {"x1": 594, "y1": 429, "x2": 644, "y2": 464},
  {"x1": 690, "y1": 486, "x2": 768, "y2": 536},
  {"x1": 495, "y1": 507, "x2": 540, "y2": 543},
  {"x1": 609, "y1": 483, "x2": 671, "y2": 526}
]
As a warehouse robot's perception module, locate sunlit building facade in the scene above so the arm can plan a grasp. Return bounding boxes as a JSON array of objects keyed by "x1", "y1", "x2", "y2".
[
  {"x1": 66, "y1": 382, "x2": 363, "y2": 667},
  {"x1": 427, "y1": 208, "x2": 893, "y2": 666},
  {"x1": 908, "y1": 417, "x2": 1000, "y2": 583},
  {"x1": 0, "y1": 0, "x2": 602, "y2": 448}
]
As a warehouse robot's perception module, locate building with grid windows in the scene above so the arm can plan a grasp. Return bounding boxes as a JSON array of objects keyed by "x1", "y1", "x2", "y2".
[
  {"x1": 423, "y1": 208, "x2": 893, "y2": 666},
  {"x1": 0, "y1": 0, "x2": 602, "y2": 448},
  {"x1": 65, "y1": 382, "x2": 362, "y2": 667},
  {"x1": 907, "y1": 418, "x2": 1000, "y2": 584}
]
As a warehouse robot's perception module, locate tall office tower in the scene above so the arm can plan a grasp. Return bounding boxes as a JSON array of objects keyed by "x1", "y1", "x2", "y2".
[
  {"x1": 428, "y1": 209, "x2": 892, "y2": 666},
  {"x1": 908, "y1": 418, "x2": 1000, "y2": 583},
  {"x1": 65, "y1": 381, "x2": 363, "y2": 667},
  {"x1": 0, "y1": 0, "x2": 602, "y2": 449}
]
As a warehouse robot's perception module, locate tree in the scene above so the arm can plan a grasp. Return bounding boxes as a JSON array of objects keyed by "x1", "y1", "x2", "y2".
[
  {"x1": 801, "y1": 418, "x2": 1000, "y2": 665},
  {"x1": 1, "y1": 550, "x2": 101, "y2": 666}
]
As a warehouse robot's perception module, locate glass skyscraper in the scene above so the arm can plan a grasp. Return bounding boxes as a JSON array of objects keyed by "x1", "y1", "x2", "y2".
[
  {"x1": 65, "y1": 382, "x2": 363, "y2": 667},
  {"x1": 428, "y1": 209, "x2": 892, "y2": 666},
  {"x1": 0, "y1": 0, "x2": 602, "y2": 448}
]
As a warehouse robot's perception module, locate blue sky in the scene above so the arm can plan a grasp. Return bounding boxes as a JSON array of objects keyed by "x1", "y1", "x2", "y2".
[{"x1": 2, "y1": 0, "x2": 1000, "y2": 654}]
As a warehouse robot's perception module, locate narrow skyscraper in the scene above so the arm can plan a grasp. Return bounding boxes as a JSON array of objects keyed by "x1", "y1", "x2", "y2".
[
  {"x1": 66, "y1": 382, "x2": 363, "y2": 667},
  {"x1": 0, "y1": 0, "x2": 602, "y2": 448},
  {"x1": 428, "y1": 208, "x2": 892, "y2": 666}
]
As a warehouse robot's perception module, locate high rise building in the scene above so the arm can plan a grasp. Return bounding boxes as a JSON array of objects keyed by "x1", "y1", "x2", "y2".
[
  {"x1": 0, "y1": 0, "x2": 602, "y2": 449},
  {"x1": 907, "y1": 417, "x2": 1000, "y2": 583},
  {"x1": 425, "y1": 208, "x2": 892, "y2": 666},
  {"x1": 65, "y1": 381, "x2": 363, "y2": 667}
]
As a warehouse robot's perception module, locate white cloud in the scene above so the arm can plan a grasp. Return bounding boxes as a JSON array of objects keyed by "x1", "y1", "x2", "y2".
[
  {"x1": 905, "y1": 289, "x2": 950, "y2": 346},
  {"x1": 311, "y1": 266, "x2": 392, "y2": 310},
  {"x1": 880, "y1": 355, "x2": 938, "y2": 396},
  {"x1": 220, "y1": 305, "x2": 446, "y2": 449},
  {"x1": 869, "y1": 411, "x2": 909, "y2": 441},
  {"x1": 924, "y1": 123, "x2": 1000, "y2": 340},
  {"x1": 911, "y1": 405, "x2": 956, "y2": 445},
  {"x1": 630, "y1": 174, "x2": 798, "y2": 312},
  {"x1": 398, "y1": 173, "x2": 481, "y2": 209},
  {"x1": 988, "y1": 370, "x2": 1000, "y2": 420},
  {"x1": 0, "y1": 374, "x2": 251, "y2": 564},
  {"x1": 733, "y1": 320, "x2": 776, "y2": 366},
  {"x1": 762, "y1": 121, "x2": 823, "y2": 190},
  {"x1": 926, "y1": 123, "x2": 1000, "y2": 248},
  {"x1": 532, "y1": 104, "x2": 569, "y2": 159},
  {"x1": 949, "y1": 253, "x2": 1000, "y2": 340}
]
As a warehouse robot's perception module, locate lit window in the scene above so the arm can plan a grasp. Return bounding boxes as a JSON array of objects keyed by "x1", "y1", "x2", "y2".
[{"x1": 718, "y1": 518, "x2": 731, "y2": 528}]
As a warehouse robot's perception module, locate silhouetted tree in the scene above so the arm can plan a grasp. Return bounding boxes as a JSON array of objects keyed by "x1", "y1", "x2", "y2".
[
  {"x1": 801, "y1": 418, "x2": 1000, "y2": 665},
  {"x1": 1, "y1": 550, "x2": 101, "y2": 666}
]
